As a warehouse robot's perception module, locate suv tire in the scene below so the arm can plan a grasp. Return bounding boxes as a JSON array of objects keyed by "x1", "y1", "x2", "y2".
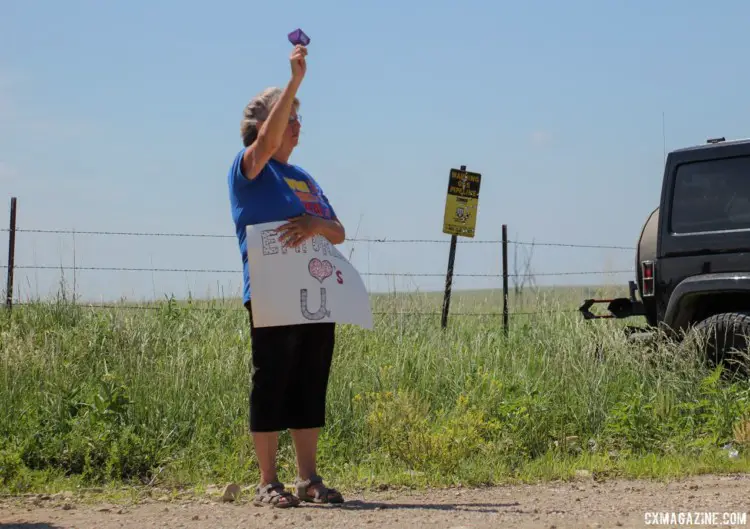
[{"x1": 685, "y1": 312, "x2": 750, "y2": 376}]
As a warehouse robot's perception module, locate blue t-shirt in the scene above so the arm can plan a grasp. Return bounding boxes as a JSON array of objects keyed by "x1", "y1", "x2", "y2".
[{"x1": 227, "y1": 148, "x2": 337, "y2": 304}]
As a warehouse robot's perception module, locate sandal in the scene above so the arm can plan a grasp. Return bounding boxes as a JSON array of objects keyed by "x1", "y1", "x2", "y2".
[
  {"x1": 253, "y1": 481, "x2": 300, "y2": 508},
  {"x1": 294, "y1": 473, "x2": 344, "y2": 504}
]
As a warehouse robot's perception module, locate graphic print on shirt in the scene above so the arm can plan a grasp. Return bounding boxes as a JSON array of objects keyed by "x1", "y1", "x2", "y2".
[{"x1": 284, "y1": 177, "x2": 333, "y2": 218}]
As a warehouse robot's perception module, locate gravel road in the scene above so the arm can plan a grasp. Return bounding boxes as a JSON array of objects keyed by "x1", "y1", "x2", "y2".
[{"x1": 1, "y1": 473, "x2": 748, "y2": 528}]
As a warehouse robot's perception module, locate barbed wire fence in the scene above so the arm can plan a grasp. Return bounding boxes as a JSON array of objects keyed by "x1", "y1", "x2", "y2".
[{"x1": 1, "y1": 196, "x2": 638, "y2": 332}]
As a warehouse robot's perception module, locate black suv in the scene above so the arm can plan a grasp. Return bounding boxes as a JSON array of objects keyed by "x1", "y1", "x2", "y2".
[{"x1": 581, "y1": 137, "x2": 750, "y2": 371}]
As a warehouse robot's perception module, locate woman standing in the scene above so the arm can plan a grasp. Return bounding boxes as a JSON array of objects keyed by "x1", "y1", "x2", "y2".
[{"x1": 227, "y1": 44, "x2": 346, "y2": 507}]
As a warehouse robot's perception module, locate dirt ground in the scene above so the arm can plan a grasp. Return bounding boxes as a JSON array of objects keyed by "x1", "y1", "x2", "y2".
[{"x1": 1, "y1": 473, "x2": 748, "y2": 529}]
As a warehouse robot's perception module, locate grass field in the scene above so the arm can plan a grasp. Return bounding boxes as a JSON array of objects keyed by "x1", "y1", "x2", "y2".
[{"x1": 1, "y1": 284, "x2": 750, "y2": 496}]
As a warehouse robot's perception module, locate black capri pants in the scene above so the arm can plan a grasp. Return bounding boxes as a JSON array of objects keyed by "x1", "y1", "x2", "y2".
[{"x1": 244, "y1": 301, "x2": 336, "y2": 433}]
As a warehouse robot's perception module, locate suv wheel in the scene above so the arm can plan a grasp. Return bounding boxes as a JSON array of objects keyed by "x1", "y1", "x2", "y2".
[{"x1": 684, "y1": 312, "x2": 750, "y2": 376}]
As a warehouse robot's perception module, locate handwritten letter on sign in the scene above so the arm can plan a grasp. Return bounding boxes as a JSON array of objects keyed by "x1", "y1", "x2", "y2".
[{"x1": 246, "y1": 221, "x2": 373, "y2": 329}]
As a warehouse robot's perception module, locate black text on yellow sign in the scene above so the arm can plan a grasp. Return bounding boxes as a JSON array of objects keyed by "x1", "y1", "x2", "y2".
[{"x1": 443, "y1": 168, "x2": 481, "y2": 238}]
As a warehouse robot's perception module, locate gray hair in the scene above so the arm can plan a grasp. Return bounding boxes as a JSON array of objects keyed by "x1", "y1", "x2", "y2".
[{"x1": 240, "y1": 87, "x2": 300, "y2": 147}]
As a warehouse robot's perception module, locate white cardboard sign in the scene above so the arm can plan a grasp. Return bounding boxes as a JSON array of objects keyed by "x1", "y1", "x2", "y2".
[{"x1": 245, "y1": 221, "x2": 373, "y2": 329}]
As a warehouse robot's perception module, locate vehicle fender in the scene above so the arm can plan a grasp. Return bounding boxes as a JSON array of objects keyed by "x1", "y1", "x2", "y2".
[{"x1": 664, "y1": 273, "x2": 750, "y2": 331}]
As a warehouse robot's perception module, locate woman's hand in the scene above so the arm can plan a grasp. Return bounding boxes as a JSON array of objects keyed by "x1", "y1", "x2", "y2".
[
  {"x1": 276, "y1": 215, "x2": 346, "y2": 247},
  {"x1": 290, "y1": 45, "x2": 307, "y2": 84},
  {"x1": 276, "y1": 215, "x2": 320, "y2": 248}
]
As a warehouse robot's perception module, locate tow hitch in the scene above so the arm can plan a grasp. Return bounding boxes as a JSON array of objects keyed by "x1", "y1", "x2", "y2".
[{"x1": 579, "y1": 281, "x2": 646, "y2": 320}]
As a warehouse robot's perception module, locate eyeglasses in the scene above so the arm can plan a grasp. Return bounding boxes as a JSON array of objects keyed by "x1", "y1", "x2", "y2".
[{"x1": 289, "y1": 114, "x2": 301, "y2": 124}]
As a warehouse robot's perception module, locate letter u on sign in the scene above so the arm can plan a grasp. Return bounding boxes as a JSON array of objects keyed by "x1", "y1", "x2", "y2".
[{"x1": 245, "y1": 222, "x2": 373, "y2": 329}]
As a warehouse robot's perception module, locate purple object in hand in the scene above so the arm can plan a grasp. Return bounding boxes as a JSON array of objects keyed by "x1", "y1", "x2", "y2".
[{"x1": 288, "y1": 28, "x2": 310, "y2": 46}]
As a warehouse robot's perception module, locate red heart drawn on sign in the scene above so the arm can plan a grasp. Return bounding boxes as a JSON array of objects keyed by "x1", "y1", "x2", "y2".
[{"x1": 308, "y1": 258, "x2": 333, "y2": 283}]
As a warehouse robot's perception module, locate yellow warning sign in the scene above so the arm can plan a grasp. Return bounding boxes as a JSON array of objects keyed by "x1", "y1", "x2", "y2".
[{"x1": 442, "y1": 168, "x2": 481, "y2": 238}]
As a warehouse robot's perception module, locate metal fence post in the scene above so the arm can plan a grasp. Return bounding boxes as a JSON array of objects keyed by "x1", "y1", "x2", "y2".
[
  {"x1": 502, "y1": 224, "x2": 508, "y2": 336},
  {"x1": 5, "y1": 197, "x2": 17, "y2": 311}
]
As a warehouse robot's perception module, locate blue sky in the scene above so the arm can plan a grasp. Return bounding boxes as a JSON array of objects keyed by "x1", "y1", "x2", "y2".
[{"x1": 2, "y1": 0, "x2": 750, "y2": 303}]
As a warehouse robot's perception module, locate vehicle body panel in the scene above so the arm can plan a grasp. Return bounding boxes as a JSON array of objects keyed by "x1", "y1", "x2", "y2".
[
  {"x1": 653, "y1": 139, "x2": 750, "y2": 326},
  {"x1": 581, "y1": 138, "x2": 750, "y2": 329}
]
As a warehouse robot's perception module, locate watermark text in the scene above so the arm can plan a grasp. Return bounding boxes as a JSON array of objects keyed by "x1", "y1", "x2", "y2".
[{"x1": 645, "y1": 511, "x2": 747, "y2": 526}]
